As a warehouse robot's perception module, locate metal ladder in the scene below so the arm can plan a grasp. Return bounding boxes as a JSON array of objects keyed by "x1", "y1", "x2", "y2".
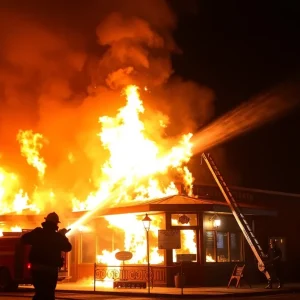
[{"x1": 202, "y1": 152, "x2": 270, "y2": 280}]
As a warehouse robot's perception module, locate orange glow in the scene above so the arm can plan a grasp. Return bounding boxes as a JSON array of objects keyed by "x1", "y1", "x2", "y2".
[
  {"x1": 11, "y1": 225, "x2": 22, "y2": 232},
  {"x1": 0, "y1": 85, "x2": 193, "y2": 218},
  {"x1": 1, "y1": 85, "x2": 193, "y2": 217},
  {"x1": 72, "y1": 85, "x2": 193, "y2": 212},
  {"x1": 171, "y1": 219, "x2": 197, "y2": 262},
  {"x1": 1, "y1": 84, "x2": 195, "y2": 265},
  {"x1": 68, "y1": 85, "x2": 193, "y2": 235},
  {"x1": 206, "y1": 254, "x2": 215, "y2": 262},
  {"x1": 17, "y1": 130, "x2": 46, "y2": 180},
  {"x1": 0, "y1": 225, "x2": 23, "y2": 237},
  {"x1": 93, "y1": 213, "x2": 165, "y2": 288},
  {"x1": 98, "y1": 214, "x2": 164, "y2": 264},
  {"x1": 0, "y1": 168, "x2": 39, "y2": 214}
]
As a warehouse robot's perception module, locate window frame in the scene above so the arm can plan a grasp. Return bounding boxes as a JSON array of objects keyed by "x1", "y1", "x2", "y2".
[
  {"x1": 204, "y1": 230, "x2": 245, "y2": 264},
  {"x1": 171, "y1": 228, "x2": 199, "y2": 263},
  {"x1": 171, "y1": 213, "x2": 198, "y2": 227}
]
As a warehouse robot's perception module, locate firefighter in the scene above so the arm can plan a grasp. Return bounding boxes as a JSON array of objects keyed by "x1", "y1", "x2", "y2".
[
  {"x1": 265, "y1": 239, "x2": 282, "y2": 289},
  {"x1": 21, "y1": 212, "x2": 72, "y2": 300}
]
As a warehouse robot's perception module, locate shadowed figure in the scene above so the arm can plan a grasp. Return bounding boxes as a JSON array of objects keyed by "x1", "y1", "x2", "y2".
[
  {"x1": 265, "y1": 239, "x2": 283, "y2": 289},
  {"x1": 21, "y1": 212, "x2": 72, "y2": 300}
]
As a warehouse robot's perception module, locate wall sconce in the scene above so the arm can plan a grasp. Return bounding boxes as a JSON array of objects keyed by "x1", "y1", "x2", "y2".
[{"x1": 210, "y1": 214, "x2": 221, "y2": 229}]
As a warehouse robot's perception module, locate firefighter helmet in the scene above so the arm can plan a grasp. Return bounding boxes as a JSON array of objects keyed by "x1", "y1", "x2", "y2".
[{"x1": 45, "y1": 212, "x2": 61, "y2": 224}]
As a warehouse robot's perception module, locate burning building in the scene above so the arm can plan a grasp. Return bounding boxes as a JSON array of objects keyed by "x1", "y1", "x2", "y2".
[
  {"x1": 0, "y1": 84, "x2": 286, "y2": 288},
  {"x1": 1, "y1": 3, "x2": 299, "y2": 289}
]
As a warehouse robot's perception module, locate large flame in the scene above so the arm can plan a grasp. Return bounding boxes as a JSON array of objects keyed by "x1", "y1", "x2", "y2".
[
  {"x1": 72, "y1": 85, "x2": 193, "y2": 211},
  {"x1": 17, "y1": 130, "x2": 46, "y2": 180},
  {"x1": 1, "y1": 85, "x2": 194, "y2": 215},
  {"x1": 0, "y1": 84, "x2": 195, "y2": 277},
  {"x1": 0, "y1": 168, "x2": 39, "y2": 214}
]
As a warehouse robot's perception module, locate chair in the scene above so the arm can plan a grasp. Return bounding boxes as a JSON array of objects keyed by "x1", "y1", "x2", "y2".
[{"x1": 227, "y1": 264, "x2": 251, "y2": 288}]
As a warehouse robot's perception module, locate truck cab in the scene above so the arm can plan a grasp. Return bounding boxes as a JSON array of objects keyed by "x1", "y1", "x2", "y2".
[{"x1": 0, "y1": 231, "x2": 68, "y2": 291}]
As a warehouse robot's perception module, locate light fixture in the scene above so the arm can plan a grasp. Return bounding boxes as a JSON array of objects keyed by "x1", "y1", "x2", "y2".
[
  {"x1": 142, "y1": 213, "x2": 152, "y2": 231},
  {"x1": 213, "y1": 218, "x2": 221, "y2": 228},
  {"x1": 142, "y1": 213, "x2": 152, "y2": 293},
  {"x1": 210, "y1": 214, "x2": 221, "y2": 229}
]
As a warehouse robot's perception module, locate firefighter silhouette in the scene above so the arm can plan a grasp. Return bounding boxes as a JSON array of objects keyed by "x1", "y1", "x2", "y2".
[
  {"x1": 265, "y1": 239, "x2": 283, "y2": 289},
  {"x1": 21, "y1": 212, "x2": 72, "y2": 300}
]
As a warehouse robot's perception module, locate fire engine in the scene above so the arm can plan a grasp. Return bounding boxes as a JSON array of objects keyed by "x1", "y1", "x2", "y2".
[{"x1": 0, "y1": 230, "x2": 68, "y2": 291}]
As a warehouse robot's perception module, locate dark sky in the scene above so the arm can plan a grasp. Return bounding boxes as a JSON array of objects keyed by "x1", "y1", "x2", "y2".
[
  {"x1": 171, "y1": 1, "x2": 300, "y2": 193},
  {"x1": 1, "y1": 0, "x2": 300, "y2": 194}
]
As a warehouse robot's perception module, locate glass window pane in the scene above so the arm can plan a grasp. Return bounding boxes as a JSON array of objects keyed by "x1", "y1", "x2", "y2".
[
  {"x1": 172, "y1": 230, "x2": 197, "y2": 262},
  {"x1": 205, "y1": 231, "x2": 216, "y2": 262},
  {"x1": 230, "y1": 233, "x2": 243, "y2": 262},
  {"x1": 96, "y1": 213, "x2": 166, "y2": 266},
  {"x1": 171, "y1": 214, "x2": 197, "y2": 226},
  {"x1": 216, "y1": 232, "x2": 229, "y2": 262}
]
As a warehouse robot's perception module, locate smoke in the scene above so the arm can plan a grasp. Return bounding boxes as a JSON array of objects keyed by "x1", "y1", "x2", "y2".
[
  {"x1": 95, "y1": 12, "x2": 173, "y2": 89},
  {"x1": 0, "y1": 1, "x2": 215, "y2": 221}
]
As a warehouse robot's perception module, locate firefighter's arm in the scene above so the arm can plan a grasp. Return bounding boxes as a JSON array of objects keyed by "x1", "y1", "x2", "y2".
[
  {"x1": 58, "y1": 229, "x2": 72, "y2": 252},
  {"x1": 61, "y1": 237, "x2": 72, "y2": 252}
]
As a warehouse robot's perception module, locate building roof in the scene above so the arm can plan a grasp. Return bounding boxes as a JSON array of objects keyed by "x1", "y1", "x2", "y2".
[
  {"x1": 0, "y1": 192, "x2": 277, "y2": 224},
  {"x1": 96, "y1": 194, "x2": 276, "y2": 217}
]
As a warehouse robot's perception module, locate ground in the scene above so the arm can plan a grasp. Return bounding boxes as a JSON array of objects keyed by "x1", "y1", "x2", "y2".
[
  {"x1": 0, "y1": 292, "x2": 300, "y2": 300},
  {"x1": 1, "y1": 292, "x2": 300, "y2": 300}
]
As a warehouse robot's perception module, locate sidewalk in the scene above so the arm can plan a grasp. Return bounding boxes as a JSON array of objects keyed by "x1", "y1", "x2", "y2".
[{"x1": 31, "y1": 281, "x2": 300, "y2": 298}]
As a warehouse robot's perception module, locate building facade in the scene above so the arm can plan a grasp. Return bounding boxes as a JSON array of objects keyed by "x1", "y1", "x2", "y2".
[
  {"x1": 1, "y1": 184, "x2": 298, "y2": 287},
  {"x1": 66, "y1": 193, "x2": 277, "y2": 287}
]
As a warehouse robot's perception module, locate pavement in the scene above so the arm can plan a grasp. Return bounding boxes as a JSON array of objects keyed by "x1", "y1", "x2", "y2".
[{"x1": 17, "y1": 281, "x2": 300, "y2": 298}]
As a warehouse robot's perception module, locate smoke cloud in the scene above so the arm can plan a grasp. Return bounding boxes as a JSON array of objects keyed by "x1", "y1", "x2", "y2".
[{"x1": 0, "y1": 1, "x2": 215, "y2": 221}]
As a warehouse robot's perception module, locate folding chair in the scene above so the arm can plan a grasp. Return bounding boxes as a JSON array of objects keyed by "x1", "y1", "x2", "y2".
[{"x1": 227, "y1": 264, "x2": 251, "y2": 288}]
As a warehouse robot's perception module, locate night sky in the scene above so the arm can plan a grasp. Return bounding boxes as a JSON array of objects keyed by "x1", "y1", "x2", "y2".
[
  {"x1": 172, "y1": 1, "x2": 300, "y2": 193},
  {"x1": 1, "y1": 1, "x2": 300, "y2": 193}
]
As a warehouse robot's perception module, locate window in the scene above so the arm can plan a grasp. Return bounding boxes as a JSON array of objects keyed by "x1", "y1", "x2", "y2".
[
  {"x1": 172, "y1": 229, "x2": 197, "y2": 262},
  {"x1": 80, "y1": 233, "x2": 96, "y2": 263},
  {"x1": 205, "y1": 231, "x2": 216, "y2": 262},
  {"x1": 217, "y1": 232, "x2": 229, "y2": 262},
  {"x1": 171, "y1": 214, "x2": 197, "y2": 226},
  {"x1": 205, "y1": 231, "x2": 244, "y2": 263}
]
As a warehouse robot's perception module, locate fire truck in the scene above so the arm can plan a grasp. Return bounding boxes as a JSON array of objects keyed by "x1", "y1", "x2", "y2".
[{"x1": 0, "y1": 230, "x2": 68, "y2": 291}]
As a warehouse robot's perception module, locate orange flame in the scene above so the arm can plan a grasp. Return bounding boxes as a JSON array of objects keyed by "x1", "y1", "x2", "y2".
[
  {"x1": 0, "y1": 168, "x2": 39, "y2": 214},
  {"x1": 17, "y1": 130, "x2": 46, "y2": 180},
  {"x1": 1, "y1": 84, "x2": 195, "y2": 267},
  {"x1": 72, "y1": 85, "x2": 193, "y2": 212}
]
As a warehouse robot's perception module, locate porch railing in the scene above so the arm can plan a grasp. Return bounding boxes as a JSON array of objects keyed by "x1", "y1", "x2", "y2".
[{"x1": 93, "y1": 263, "x2": 184, "y2": 294}]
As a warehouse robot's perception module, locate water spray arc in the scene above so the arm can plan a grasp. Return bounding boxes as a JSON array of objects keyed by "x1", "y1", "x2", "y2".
[{"x1": 192, "y1": 82, "x2": 300, "y2": 155}]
